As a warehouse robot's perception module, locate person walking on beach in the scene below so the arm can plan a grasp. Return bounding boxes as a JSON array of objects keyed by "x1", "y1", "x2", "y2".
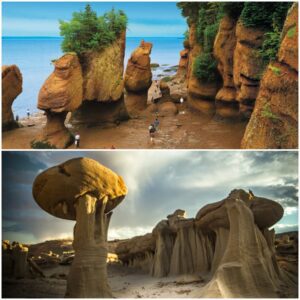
[
  {"x1": 27, "y1": 109, "x2": 30, "y2": 119},
  {"x1": 154, "y1": 117, "x2": 160, "y2": 131},
  {"x1": 149, "y1": 124, "x2": 156, "y2": 141},
  {"x1": 75, "y1": 133, "x2": 80, "y2": 148},
  {"x1": 15, "y1": 115, "x2": 19, "y2": 122}
]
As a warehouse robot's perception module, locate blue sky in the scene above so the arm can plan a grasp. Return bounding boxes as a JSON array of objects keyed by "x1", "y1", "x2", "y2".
[
  {"x1": 2, "y1": 151, "x2": 298, "y2": 244},
  {"x1": 2, "y1": 2, "x2": 187, "y2": 37}
]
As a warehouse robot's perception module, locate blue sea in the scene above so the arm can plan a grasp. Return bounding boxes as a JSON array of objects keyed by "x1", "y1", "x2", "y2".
[{"x1": 2, "y1": 37, "x2": 183, "y2": 117}]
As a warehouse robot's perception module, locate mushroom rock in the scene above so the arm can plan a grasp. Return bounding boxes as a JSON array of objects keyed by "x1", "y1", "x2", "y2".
[
  {"x1": 233, "y1": 22, "x2": 265, "y2": 118},
  {"x1": 242, "y1": 3, "x2": 298, "y2": 149},
  {"x1": 32, "y1": 157, "x2": 127, "y2": 298},
  {"x1": 2, "y1": 65, "x2": 23, "y2": 130},
  {"x1": 124, "y1": 41, "x2": 153, "y2": 115},
  {"x1": 72, "y1": 32, "x2": 129, "y2": 125},
  {"x1": 214, "y1": 15, "x2": 239, "y2": 118},
  {"x1": 195, "y1": 189, "x2": 285, "y2": 297},
  {"x1": 37, "y1": 53, "x2": 83, "y2": 148}
]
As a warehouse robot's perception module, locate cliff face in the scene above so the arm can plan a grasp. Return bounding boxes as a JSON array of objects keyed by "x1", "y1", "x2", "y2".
[
  {"x1": 81, "y1": 31, "x2": 126, "y2": 102},
  {"x1": 241, "y1": 3, "x2": 298, "y2": 148},
  {"x1": 233, "y1": 22, "x2": 265, "y2": 117},
  {"x1": 186, "y1": 16, "x2": 265, "y2": 118},
  {"x1": 2, "y1": 65, "x2": 23, "y2": 130},
  {"x1": 187, "y1": 24, "x2": 220, "y2": 115},
  {"x1": 114, "y1": 189, "x2": 297, "y2": 298}
]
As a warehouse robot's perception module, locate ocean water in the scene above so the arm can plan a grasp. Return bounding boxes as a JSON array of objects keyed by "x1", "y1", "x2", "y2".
[{"x1": 2, "y1": 37, "x2": 184, "y2": 117}]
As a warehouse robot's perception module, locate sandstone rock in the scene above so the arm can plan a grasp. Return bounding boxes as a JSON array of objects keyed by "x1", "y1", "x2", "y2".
[
  {"x1": 38, "y1": 53, "x2": 83, "y2": 112},
  {"x1": 177, "y1": 49, "x2": 189, "y2": 78},
  {"x1": 241, "y1": 3, "x2": 298, "y2": 149},
  {"x1": 33, "y1": 158, "x2": 128, "y2": 298},
  {"x1": 2, "y1": 65, "x2": 23, "y2": 130},
  {"x1": 233, "y1": 22, "x2": 265, "y2": 116},
  {"x1": 158, "y1": 102, "x2": 178, "y2": 117},
  {"x1": 214, "y1": 15, "x2": 237, "y2": 104},
  {"x1": 37, "y1": 53, "x2": 83, "y2": 148},
  {"x1": 81, "y1": 32, "x2": 126, "y2": 102},
  {"x1": 125, "y1": 40, "x2": 153, "y2": 92}
]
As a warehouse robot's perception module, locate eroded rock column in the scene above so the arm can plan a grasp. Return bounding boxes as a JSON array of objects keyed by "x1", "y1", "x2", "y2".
[
  {"x1": 66, "y1": 194, "x2": 113, "y2": 298},
  {"x1": 124, "y1": 41, "x2": 153, "y2": 115}
]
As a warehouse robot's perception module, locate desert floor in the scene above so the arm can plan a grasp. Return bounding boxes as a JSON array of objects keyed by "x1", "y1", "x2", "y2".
[
  {"x1": 3, "y1": 264, "x2": 207, "y2": 298},
  {"x1": 2, "y1": 105, "x2": 247, "y2": 149}
]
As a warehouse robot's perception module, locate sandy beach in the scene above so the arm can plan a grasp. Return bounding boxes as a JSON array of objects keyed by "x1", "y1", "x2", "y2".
[{"x1": 2, "y1": 106, "x2": 247, "y2": 149}]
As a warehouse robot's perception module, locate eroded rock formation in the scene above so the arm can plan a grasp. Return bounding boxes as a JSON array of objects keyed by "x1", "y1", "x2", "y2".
[
  {"x1": 2, "y1": 241, "x2": 44, "y2": 279},
  {"x1": 37, "y1": 53, "x2": 83, "y2": 148},
  {"x1": 233, "y1": 22, "x2": 266, "y2": 118},
  {"x1": 242, "y1": 3, "x2": 298, "y2": 148},
  {"x1": 187, "y1": 24, "x2": 220, "y2": 115},
  {"x1": 72, "y1": 31, "x2": 129, "y2": 125},
  {"x1": 115, "y1": 189, "x2": 297, "y2": 298},
  {"x1": 214, "y1": 16, "x2": 239, "y2": 118},
  {"x1": 124, "y1": 41, "x2": 153, "y2": 115},
  {"x1": 2, "y1": 65, "x2": 23, "y2": 130},
  {"x1": 32, "y1": 157, "x2": 127, "y2": 298}
]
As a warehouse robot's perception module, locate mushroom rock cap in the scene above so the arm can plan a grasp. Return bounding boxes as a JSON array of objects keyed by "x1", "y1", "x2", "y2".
[
  {"x1": 195, "y1": 189, "x2": 284, "y2": 230},
  {"x1": 32, "y1": 157, "x2": 127, "y2": 220}
]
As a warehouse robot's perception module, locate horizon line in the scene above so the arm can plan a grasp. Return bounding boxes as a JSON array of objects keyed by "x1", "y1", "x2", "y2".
[{"x1": 2, "y1": 36, "x2": 184, "y2": 38}]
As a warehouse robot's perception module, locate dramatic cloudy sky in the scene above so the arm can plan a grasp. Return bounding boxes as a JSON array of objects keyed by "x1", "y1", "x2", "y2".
[
  {"x1": 2, "y1": 2, "x2": 186, "y2": 37},
  {"x1": 2, "y1": 151, "x2": 298, "y2": 244}
]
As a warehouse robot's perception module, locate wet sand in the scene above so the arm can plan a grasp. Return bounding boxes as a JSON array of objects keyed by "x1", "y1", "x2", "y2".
[{"x1": 2, "y1": 106, "x2": 247, "y2": 149}]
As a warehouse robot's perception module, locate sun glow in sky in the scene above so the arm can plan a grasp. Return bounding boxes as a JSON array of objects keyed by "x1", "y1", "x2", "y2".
[
  {"x1": 2, "y1": 151, "x2": 298, "y2": 244},
  {"x1": 2, "y1": 2, "x2": 187, "y2": 37}
]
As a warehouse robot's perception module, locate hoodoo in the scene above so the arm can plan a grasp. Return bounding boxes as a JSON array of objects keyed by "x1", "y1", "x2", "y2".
[
  {"x1": 32, "y1": 157, "x2": 127, "y2": 297},
  {"x1": 115, "y1": 189, "x2": 296, "y2": 298},
  {"x1": 2, "y1": 65, "x2": 23, "y2": 130}
]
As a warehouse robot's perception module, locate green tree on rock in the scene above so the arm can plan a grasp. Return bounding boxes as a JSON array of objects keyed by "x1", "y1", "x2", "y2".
[{"x1": 59, "y1": 4, "x2": 127, "y2": 55}]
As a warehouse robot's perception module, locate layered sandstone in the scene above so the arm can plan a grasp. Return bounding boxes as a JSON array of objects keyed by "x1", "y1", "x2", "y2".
[
  {"x1": 33, "y1": 158, "x2": 127, "y2": 298},
  {"x1": 37, "y1": 53, "x2": 83, "y2": 148},
  {"x1": 2, "y1": 65, "x2": 23, "y2": 130},
  {"x1": 186, "y1": 24, "x2": 220, "y2": 115},
  {"x1": 124, "y1": 41, "x2": 153, "y2": 115},
  {"x1": 73, "y1": 32, "x2": 129, "y2": 125},
  {"x1": 115, "y1": 189, "x2": 296, "y2": 297},
  {"x1": 242, "y1": 3, "x2": 298, "y2": 148},
  {"x1": 233, "y1": 22, "x2": 266, "y2": 118}
]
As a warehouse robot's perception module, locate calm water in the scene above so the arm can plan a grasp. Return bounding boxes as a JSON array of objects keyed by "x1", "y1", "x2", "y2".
[{"x1": 2, "y1": 37, "x2": 183, "y2": 117}]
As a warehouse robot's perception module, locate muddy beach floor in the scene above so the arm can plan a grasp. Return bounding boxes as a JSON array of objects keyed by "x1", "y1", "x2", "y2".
[
  {"x1": 3, "y1": 264, "x2": 207, "y2": 298},
  {"x1": 2, "y1": 106, "x2": 247, "y2": 149}
]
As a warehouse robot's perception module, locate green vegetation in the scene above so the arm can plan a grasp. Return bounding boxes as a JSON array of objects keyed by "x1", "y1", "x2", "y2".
[
  {"x1": 259, "y1": 31, "x2": 281, "y2": 63},
  {"x1": 31, "y1": 140, "x2": 57, "y2": 149},
  {"x1": 261, "y1": 103, "x2": 280, "y2": 121},
  {"x1": 177, "y1": 2, "x2": 292, "y2": 81},
  {"x1": 193, "y1": 53, "x2": 218, "y2": 82},
  {"x1": 287, "y1": 25, "x2": 296, "y2": 38},
  {"x1": 150, "y1": 63, "x2": 160, "y2": 68},
  {"x1": 59, "y1": 4, "x2": 127, "y2": 54},
  {"x1": 268, "y1": 65, "x2": 282, "y2": 76}
]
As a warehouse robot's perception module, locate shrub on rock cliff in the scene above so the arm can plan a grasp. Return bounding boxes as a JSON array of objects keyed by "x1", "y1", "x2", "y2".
[
  {"x1": 193, "y1": 53, "x2": 218, "y2": 82},
  {"x1": 59, "y1": 4, "x2": 127, "y2": 54},
  {"x1": 240, "y1": 3, "x2": 291, "y2": 30}
]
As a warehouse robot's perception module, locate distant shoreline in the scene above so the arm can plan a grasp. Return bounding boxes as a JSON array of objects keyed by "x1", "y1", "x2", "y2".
[{"x1": 2, "y1": 36, "x2": 184, "y2": 39}]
